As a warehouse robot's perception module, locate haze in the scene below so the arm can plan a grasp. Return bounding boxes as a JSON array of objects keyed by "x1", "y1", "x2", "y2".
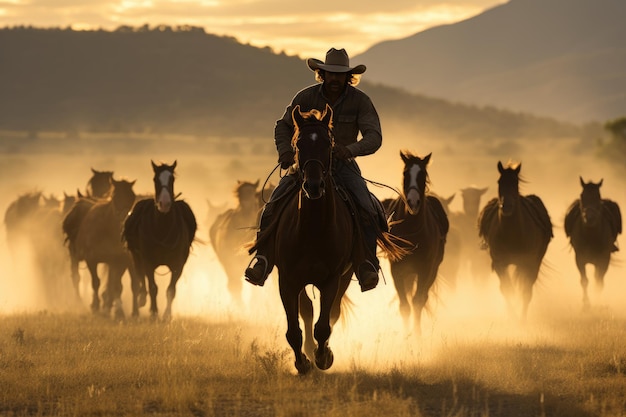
[{"x1": 1, "y1": 126, "x2": 624, "y2": 369}]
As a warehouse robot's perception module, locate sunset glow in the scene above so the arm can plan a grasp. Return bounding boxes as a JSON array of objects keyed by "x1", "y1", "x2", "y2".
[{"x1": 0, "y1": 0, "x2": 506, "y2": 57}]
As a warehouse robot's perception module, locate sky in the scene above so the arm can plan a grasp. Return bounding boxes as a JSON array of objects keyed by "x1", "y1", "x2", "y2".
[{"x1": 0, "y1": 0, "x2": 506, "y2": 58}]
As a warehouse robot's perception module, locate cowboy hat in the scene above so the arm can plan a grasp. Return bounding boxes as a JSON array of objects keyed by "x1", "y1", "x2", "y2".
[{"x1": 306, "y1": 48, "x2": 366, "y2": 74}]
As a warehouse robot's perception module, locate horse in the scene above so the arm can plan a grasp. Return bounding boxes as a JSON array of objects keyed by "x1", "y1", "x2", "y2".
[
  {"x1": 63, "y1": 178, "x2": 139, "y2": 319},
  {"x1": 250, "y1": 104, "x2": 403, "y2": 374},
  {"x1": 123, "y1": 161, "x2": 197, "y2": 320},
  {"x1": 209, "y1": 179, "x2": 262, "y2": 305},
  {"x1": 383, "y1": 151, "x2": 449, "y2": 335},
  {"x1": 86, "y1": 168, "x2": 114, "y2": 199},
  {"x1": 478, "y1": 161, "x2": 553, "y2": 322},
  {"x1": 457, "y1": 186, "x2": 492, "y2": 284},
  {"x1": 564, "y1": 177, "x2": 622, "y2": 309},
  {"x1": 4, "y1": 191, "x2": 70, "y2": 307}
]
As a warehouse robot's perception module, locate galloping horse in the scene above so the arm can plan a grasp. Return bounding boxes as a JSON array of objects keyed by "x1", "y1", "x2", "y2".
[
  {"x1": 63, "y1": 178, "x2": 139, "y2": 319},
  {"x1": 478, "y1": 161, "x2": 552, "y2": 321},
  {"x1": 123, "y1": 161, "x2": 197, "y2": 320},
  {"x1": 564, "y1": 177, "x2": 622, "y2": 309},
  {"x1": 383, "y1": 151, "x2": 449, "y2": 334},
  {"x1": 209, "y1": 179, "x2": 261, "y2": 305},
  {"x1": 250, "y1": 104, "x2": 403, "y2": 374}
]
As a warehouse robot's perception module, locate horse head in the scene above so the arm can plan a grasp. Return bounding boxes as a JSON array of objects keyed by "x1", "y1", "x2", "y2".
[
  {"x1": 292, "y1": 104, "x2": 334, "y2": 200},
  {"x1": 400, "y1": 150, "x2": 431, "y2": 215},
  {"x1": 151, "y1": 160, "x2": 177, "y2": 213},
  {"x1": 111, "y1": 178, "x2": 136, "y2": 215},
  {"x1": 460, "y1": 186, "x2": 489, "y2": 216},
  {"x1": 235, "y1": 179, "x2": 260, "y2": 212},
  {"x1": 87, "y1": 168, "x2": 114, "y2": 199},
  {"x1": 497, "y1": 161, "x2": 521, "y2": 217},
  {"x1": 579, "y1": 176, "x2": 603, "y2": 226}
]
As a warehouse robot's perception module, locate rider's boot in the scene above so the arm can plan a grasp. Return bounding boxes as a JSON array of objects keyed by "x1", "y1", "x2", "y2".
[
  {"x1": 244, "y1": 203, "x2": 274, "y2": 287},
  {"x1": 355, "y1": 224, "x2": 380, "y2": 292}
]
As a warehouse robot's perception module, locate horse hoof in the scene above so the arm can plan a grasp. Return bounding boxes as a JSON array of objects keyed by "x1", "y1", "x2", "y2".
[
  {"x1": 138, "y1": 293, "x2": 147, "y2": 308},
  {"x1": 314, "y1": 347, "x2": 334, "y2": 370},
  {"x1": 295, "y1": 356, "x2": 312, "y2": 375}
]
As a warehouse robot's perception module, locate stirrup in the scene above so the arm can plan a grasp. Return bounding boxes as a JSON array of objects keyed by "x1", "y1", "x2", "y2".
[{"x1": 245, "y1": 255, "x2": 270, "y2": 286}]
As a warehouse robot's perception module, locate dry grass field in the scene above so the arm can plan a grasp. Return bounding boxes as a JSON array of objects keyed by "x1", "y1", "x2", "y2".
[{"x1": 0, "y1": 130, "x2": 625, "y2": 416}]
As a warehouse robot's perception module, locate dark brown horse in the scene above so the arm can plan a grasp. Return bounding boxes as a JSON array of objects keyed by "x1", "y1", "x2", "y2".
[
  {"x1": 383, "y1": 151, "x2": 449, "y2": 335},
  {"x1": 209, "y1": 179, "x2": 261, "y2": 305},
  {"x1": 250, "y1": 104, "x2": 403, "y2": 374},
  {"x1": 123, "y1": 161, "x2": 197, "y2": 320},
  {"x1": 564, "y1": 177, "x2": 622, "y2": 309},
  {"x1": 63, "y1": 178, "x2": 139, "y2": 319},
  {"x1": 85, "y1": 168, "x2": 114, "y2": 199},
  {"x1": 478, "y1": 161, "x2": 553, "y2": 321}
]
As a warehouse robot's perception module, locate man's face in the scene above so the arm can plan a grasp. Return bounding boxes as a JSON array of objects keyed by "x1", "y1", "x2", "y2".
[{"x1": 324, "y1": 71, "x2": 348, "y2": 95}]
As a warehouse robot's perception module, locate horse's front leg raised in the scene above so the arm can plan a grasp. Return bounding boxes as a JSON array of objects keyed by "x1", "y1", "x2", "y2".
[
  {"x1": 313, "y1": 277, "x2": 340, "y2": 371},
  {"x1": 280, "y1": 282, "x2": 311, "y2": 375}
]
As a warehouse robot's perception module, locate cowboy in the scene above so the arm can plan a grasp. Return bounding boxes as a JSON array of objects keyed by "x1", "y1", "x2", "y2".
[{"x1": 245, "y1": 47, "x2": 383, "y2": 292}]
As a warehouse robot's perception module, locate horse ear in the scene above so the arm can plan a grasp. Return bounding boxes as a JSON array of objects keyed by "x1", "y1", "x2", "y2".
[
  {"x1": 91, "y1": 167, "x2": 97, "y2": 174},
  {"x1": 480, "y1": 187, "x2": 488, "y2": 195},
  {"x1": 151, "y1": 160, "x2": 157, "y2": 171},
  {"x1": 424, "y1": 153, "x2": 432, "y2": 165},
  {"x1": 322, "y1": 104, "x2": 333, "y2": 126},
  {"x1": 514, "y1": 163, "x2": 521, "y2": 174},
  {"x1": 400, "y1": 150, "x2": 409, "y2": 163},
  {"x1": 254, "y1": 179, "x2": 260, "y2": 188},
  {"x1": 599, "y1": 178, "x2": 603, "y2": 187},
  {"x1": 172, "y1": 160, "x2": 177, "y2": 170},
  {"x1": 292, "y1": 105, "x2": 304, "y2": 128},
  {"x1": 497, "y1": 161, "x2": 504, "y2": 173},
  {"x1": 579, "y1": 176, "x2": 585, "y2": 186}
]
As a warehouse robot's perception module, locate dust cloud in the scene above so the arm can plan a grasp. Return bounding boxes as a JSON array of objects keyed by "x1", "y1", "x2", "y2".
[{"x1": 0, "y1": 130, "x2": 624, "y2": 372}]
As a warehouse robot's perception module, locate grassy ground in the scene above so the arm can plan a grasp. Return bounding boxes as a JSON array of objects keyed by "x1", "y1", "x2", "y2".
[{"x1": 1, "y1": 310, "x2": 625, "y2": 417}]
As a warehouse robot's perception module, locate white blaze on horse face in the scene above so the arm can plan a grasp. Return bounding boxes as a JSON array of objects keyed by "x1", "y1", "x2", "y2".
[
  {"x1": 406, "y1": 164, "x2": 422, "y2": 210},
  {"x1": 157, "y1": 170, "x2": 173, "y2": 213},
  {"x1": 310, "y1": 132, "x2": 318, "y2": 142}
]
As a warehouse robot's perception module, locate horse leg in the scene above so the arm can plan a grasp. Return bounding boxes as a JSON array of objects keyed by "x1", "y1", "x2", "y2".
[
  {"x1": 575, "y1": 254, "x2": 590, "y2": 310},
  {"x1": 224, "y1": 263, "x2": 244, "y2": 307},
  {"x1": 494, "y1": 262, "x2": 516, "y2": 320},
  {"x1": 129, "y1": 260, "x2": 145, "y2": 318},
  {"x1": 163, "y1": 268, "x2": 182, "y2": 321},
  {"x1": 280, "y1": 282, "x2": 311, "y2": 375},
  {"x1": 86, "y1": 260, "x2": 100, "y2": 313},
  {"x1": 329, "y1": 271, "x2": 352, "y2": 327},
  {"x1": 314, "y1": 279, "x2": 340, "y2": 371},
  {"x1": 412, "y1": 266, "x2": 438, "y2": 337},
  {"x1": 298, "y1": 290, "x2": 316, "y2": 361},
  {"x1": 518, "y1": 264, "x2": 539, "y2": 323},
  {"x1": 593, "y1": 254, "x2": 611, "y2": 302},
  {"x1": 69, "y1": 250, "x2": 81, "y2": 301},
  {"x1": 391, "y1": 263, "x2": 413, "y2": 330},
  {"x1": 146, "y1": 269, "x2": 159, "y2": 319},
  {"x1": 107, "y1": 263, "x2": 126, "y2": 321}
]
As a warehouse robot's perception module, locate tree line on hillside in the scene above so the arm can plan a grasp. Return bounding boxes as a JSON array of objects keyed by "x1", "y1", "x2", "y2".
[{"x1": 0, "y1": 25, "x2": 602, "y2": 144}]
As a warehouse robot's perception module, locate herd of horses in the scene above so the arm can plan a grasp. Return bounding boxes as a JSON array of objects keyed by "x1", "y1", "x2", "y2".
[{"x1": 3, "y1": 108, "x2": 623, "y2": 375}]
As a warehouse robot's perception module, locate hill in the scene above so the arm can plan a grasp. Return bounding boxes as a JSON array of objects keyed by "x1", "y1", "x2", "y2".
[
  {"x1": 354, "y1": 0, "x2": 626, "y2": 123},
  {"x1": 0, "y1": 26, "x2": 586, "y2": 146}
]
